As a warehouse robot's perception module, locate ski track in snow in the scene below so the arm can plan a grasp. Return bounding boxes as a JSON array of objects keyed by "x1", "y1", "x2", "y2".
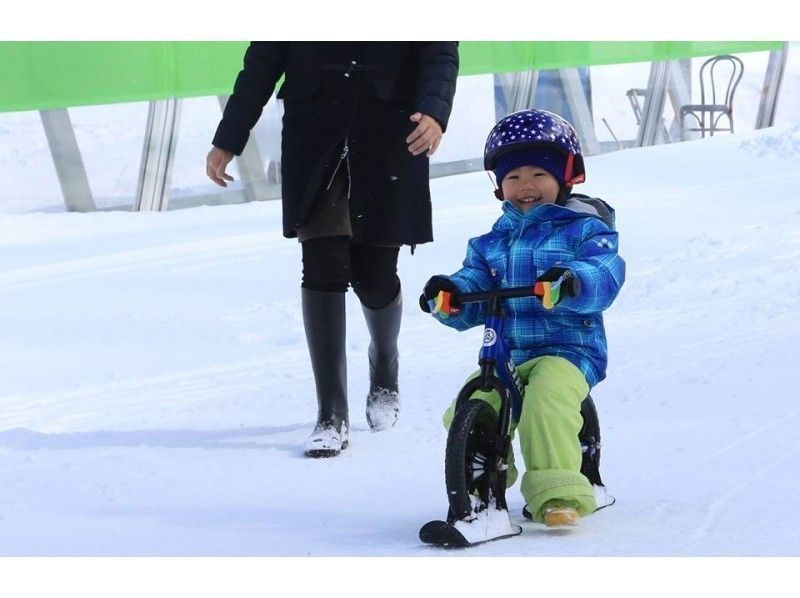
[
  {"x1": 0, "y1": 231, "x2": 283, "y2": 289},
  {"x1": 687, "y1": 440, "x2": 800, "y2": 550},
  {"x1": 1, "y1": 360, "x2": 273, "y2": 430}
]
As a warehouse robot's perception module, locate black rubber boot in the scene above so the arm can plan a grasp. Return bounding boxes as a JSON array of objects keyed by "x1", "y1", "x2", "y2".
[
  {"x1": 361, "y1": 288, "x2": 401, "y2": 431},
  {"x1": 302, "y1": 288, "x2": 349, "y2": 457}
]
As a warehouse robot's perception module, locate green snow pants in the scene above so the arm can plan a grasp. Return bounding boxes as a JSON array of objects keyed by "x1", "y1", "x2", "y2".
[{"x1": 443, "y1": 355, "x2": 596, "y2": 523}]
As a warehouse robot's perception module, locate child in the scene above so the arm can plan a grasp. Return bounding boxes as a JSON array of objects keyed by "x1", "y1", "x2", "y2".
[{"x1": 420, "y1": 109, "x2": 625, "y2": 528}]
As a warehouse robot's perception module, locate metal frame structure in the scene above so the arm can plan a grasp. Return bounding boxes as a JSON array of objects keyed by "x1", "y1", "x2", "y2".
[{"x1": 24, "y1": 45, "x2": 791, "y2": 212}]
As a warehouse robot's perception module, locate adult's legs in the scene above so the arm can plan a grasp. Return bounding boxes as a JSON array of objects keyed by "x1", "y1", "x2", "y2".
[
  {"x1": 351, "y1": 244, "x2": 402, "y2": 430},
  {"x1": 300, "y1": 238, "x2": 403, "y2": 453},
  {"x1": 301, "y1": 236, "x2": 351, "y2": 457}
]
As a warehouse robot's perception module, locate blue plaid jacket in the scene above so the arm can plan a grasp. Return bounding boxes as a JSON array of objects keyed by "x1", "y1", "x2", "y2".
[{"x1": 434, "y1": 196, "x2": 625, "y2": 388}]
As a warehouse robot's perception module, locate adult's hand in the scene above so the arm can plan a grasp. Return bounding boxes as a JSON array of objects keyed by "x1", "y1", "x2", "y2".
[
  {"x1": 406, "y1": 113, "x2": 443, "y2": 157},
  {"x1": 206, "y1": 147, "x2": 235, "y2": 187}
]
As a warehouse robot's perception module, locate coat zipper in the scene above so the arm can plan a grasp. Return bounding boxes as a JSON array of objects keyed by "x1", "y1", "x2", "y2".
[
  {"x1": 328, "y1": 52, "x2": 359, "y2": 197},
  {"x1": 325, "y1": 141, "x2": 350, "y2": 191},
  {"x1": 345, "y1": 146, "x2": 352, "y2": 198}
]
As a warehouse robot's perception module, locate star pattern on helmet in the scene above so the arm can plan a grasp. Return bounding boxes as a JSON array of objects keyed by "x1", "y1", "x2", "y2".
[{"x1": 484, "y1": 109, "x2": 583, "y2": 159}]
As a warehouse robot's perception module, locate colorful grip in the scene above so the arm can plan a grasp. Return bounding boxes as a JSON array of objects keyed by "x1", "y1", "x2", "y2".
[
  {"x1": 534, "y1": 281, "x2": 560, "y2": 309},
  {"x1": 430, "y1": 291, "x2": 460, "y2": 318}
]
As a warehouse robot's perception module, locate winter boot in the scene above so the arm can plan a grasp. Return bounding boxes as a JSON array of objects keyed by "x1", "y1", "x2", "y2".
[
  {"x1": 361, "y1": 288, "x2": 402, "y2": 431},
  {"x1": 302, "y1": 288, "x2": 349, "y2": 458},
  {"x1": 542, "y1": 500, "x2": 581, "y2": 527}
]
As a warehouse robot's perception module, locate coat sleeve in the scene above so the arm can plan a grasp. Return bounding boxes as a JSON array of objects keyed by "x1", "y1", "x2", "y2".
[
  {"x1": 431, "y1": 236, "x2": 495, "y2": 331},
  {"x1": 414, "y1": 42, "x2": 459, "y2": 132},
  {"x1": 212, "y1": 41, "x2": 289, "y2": 155},
  {"x1": 560, "y1": 218, "x2": 626, "y2": 314}
]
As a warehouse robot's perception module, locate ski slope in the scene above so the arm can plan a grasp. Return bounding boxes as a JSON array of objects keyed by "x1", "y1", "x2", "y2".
[{"x1": 1, "y1": 124, "x2": 800, "y2": 558}]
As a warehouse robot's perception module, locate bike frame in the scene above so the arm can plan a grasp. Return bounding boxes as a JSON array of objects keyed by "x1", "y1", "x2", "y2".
[{"x1": 452, "y1": 287, "x2": 538, "y2": 473}]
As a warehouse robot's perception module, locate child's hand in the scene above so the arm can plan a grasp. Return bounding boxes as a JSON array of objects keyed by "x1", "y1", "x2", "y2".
[
  {"x1": 534, "y1": 267, "x2": 581, "y2": 309},
  {"x1": 419, "y1": 276, "x2": 462, "y2": 318}
]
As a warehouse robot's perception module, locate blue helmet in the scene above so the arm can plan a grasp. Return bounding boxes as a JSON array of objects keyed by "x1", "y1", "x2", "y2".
[{"x1": 484, "y1": 109, "x2": 586, "y2": 187}]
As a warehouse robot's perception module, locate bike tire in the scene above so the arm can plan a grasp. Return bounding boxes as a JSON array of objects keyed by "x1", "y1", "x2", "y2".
[
  {"x1": 445, "y1": 398, "x2": 503, "y2": 521},
  {"x1": 579, "y1": 394, "x2": 604, "y2": 487}
]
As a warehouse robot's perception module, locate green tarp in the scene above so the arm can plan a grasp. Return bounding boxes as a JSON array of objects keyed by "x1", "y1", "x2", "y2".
[{"x1": 0, "y1": 41, "x2": 782, "y2": 112}]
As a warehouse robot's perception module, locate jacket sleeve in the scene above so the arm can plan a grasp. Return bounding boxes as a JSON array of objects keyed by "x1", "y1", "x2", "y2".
[
  {"x1": 432, "y1": 236, "x2": 495, "y2": 331},
  {"x1": 560, "y1": 218, "x2": 625, "y2": 314},
  {"x1": 212, "y1": 41, "x2": 289, "y2": 155},
  {"x1": 414, "y1": 42, "x2": 459, "y2": 132}
]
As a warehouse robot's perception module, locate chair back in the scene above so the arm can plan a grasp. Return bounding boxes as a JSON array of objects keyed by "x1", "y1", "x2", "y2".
[{"x1": 699, "y1": 54, "x2": 744, "y2": 109}]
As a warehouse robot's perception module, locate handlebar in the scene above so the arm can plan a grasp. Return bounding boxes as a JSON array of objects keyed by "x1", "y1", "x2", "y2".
[
  {"x1": 456, "y1": 285, "x2": 541, "y2": 305},
  {"x1": 457, "y1": 271, "x2": 580, "y2": 305},
  {"x1": 422, "y1": 271, "x2": 580, "y2": 314}
]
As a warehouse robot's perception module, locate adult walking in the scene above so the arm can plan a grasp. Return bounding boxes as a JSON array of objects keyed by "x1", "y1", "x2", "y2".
[{"x1": 207, "y1": 42, "x2": 459, "y2": 457}]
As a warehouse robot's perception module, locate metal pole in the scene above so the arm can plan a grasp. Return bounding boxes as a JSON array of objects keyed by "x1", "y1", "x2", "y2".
[
  {"x1": 559, "y1": 68, "x2": 601, "y2": 155},
  {"x1": 494, "y1": 70, "x2": 540, "y2": 117},
  {"x1": 135, "y1": 98, "x2": 181, "y2": 211},
  {"x1": 636, "y1": 61, "x2": 669, "y2": 147},
  {"x1": 39, "y1": 108, "x2": 96, "y2": 212},
  {"x1": 667, "y1": 59, "x2": 695, "y2": 141},
  {"x1": 755, "y1": 43, "x2": 788, "y2": 129}
]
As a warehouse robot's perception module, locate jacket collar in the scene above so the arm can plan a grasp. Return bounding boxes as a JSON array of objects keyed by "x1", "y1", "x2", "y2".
[{"x1": 494, "y1": 200, "x2": 580, "y2": 231}]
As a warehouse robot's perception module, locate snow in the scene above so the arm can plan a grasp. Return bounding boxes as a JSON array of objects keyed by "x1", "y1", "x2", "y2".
[
  {"x1": 2, "y1": 122, "x2": 800, "y2": 564},
  {"x1": 452, "y1": 500, "x2": 521, "y2": 544},
  {"x1": 365, "y1": 388, "x2": 400, "y2": 431}
]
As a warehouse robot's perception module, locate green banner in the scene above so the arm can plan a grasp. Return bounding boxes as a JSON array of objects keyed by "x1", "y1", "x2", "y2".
[
  {"x1": 0, "y1": 42, "x2": 248, "y2": 112},
  {"x1": 457, "y1": 41, "x2": 783, "y2": 75},
  {"x1": 0, "y1": 41, "x2": 782, "y2": 112}
]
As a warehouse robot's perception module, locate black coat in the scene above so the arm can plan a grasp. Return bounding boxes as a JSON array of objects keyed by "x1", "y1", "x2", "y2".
[{"x1": 213, "y1": 42, "x2": 459, "y2": 245}]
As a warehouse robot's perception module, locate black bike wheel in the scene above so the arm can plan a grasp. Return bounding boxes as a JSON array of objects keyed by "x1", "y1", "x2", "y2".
[
  {"x1": 445, "y1": 398, "x2": 502, "y2": 521},
  {"x1": 579, "y1": 394, "x2": 604, "y2": 486}
]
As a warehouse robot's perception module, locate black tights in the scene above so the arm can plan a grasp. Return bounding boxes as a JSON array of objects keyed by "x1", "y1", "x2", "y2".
[{"x1": 301, "y1": 236, "x2": 400, "y2": 310}]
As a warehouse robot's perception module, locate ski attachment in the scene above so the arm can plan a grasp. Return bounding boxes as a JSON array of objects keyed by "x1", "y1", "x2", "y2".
[
  {"x1": 419, "y1": 518, "x2": 522, "y2": 548},
  {"x1": 419, "y1": 501, "x2": 522, "y2": 548}
]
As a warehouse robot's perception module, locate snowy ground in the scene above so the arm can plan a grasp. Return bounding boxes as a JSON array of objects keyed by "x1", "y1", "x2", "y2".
[{"x1": 2, "y1": 123, "x2": 800, "y2": 559}]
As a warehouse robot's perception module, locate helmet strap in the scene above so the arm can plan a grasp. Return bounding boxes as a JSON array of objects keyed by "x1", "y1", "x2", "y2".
[{"x1": 486, "y1": 171, "x2": 504, "y2": 201}]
